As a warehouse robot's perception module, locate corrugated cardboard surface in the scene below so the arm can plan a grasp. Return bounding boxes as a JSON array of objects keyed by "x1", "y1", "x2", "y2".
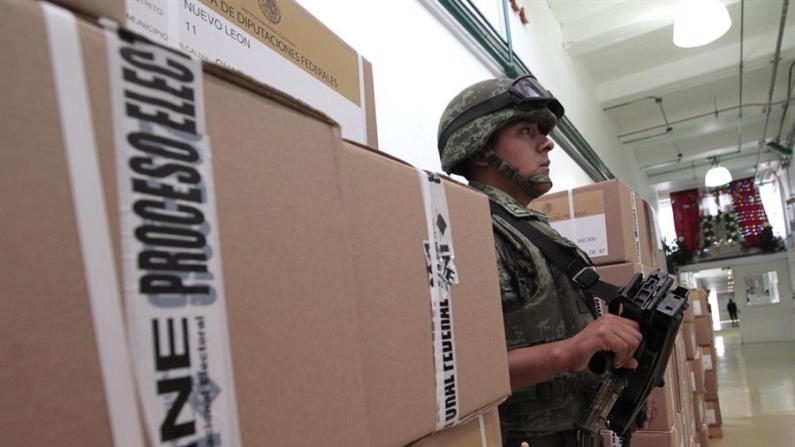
[
  {"x1": 701, "y1": 346, "x2": 716, "y2": 372},
  {"x1": 49, "y1": 0, "x2": 379, "y2": 148},
  {"x1": 530, "y1": 179, "x2": 655, "y2": 266},
  {"x1": 412, "y1": 407, "x2": 502, "y2": 447},
  {"x1": 1, "y1": 3, "x2": 507, "y2": 446},
  {"x1": 689, "y1": 290, "x2": 709, "y2": 318},
  {"x1": 705, "y1": 401, "x2": 722, "y2": 427},
  {"x1": 694, "y1": 316, "x2": 713, "y2": 347},
  {"x1": 639, "y1": 361, "x2": 679, "y2": 432},
  {"x1": 689, "y1": 350, "x2": 706, "y2": 394},
  {"x1": 604, "y1": 424, "x2": 680, "y2": 447},
  {"x1": 697, "y1": 425, "x2": 710, "y2": 447},
  {"x1": 338, "y1": 141, "x2": 510, "y2": 446},
  {"x1": 595, "y1": 262, "x2": 655, "y2": 288},
  {"x1": 693, "y1": 393, "x2": 706, "y2": 427},
  {"x1": 682, "y1": 322, "x2": 697, "y2": 359},
  {"x1": 704, "y1": 370, "x2": 718, "y2": 401},
  {"x1": 1, "y1": 2, "x2": 371, "y2": 446}
]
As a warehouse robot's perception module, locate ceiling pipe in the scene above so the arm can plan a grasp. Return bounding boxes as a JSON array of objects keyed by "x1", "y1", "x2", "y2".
[
  {"x1": 616, "y1": 100, "x2": 794, "y2": 140},
  {"x1": 647, "y1": 149, "x2": 769, "y2": 177},
  {"x1": 603, "y1": 96, "x2": 660, "y2": 111},
  {"x1": 773, "y1": 60, "x2": 795, "y2": 142},
  {"x1": 753, "y1": 0, "x2": 789, "y2": 182}
]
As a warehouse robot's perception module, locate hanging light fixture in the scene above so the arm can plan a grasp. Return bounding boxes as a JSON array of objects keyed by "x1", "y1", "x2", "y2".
[
  {"x1": 704, "y1": 156, "x2": 733, "y2": 187},
  {"x1": 673, "y1": 0, "x2": 732, "y2": 48}
]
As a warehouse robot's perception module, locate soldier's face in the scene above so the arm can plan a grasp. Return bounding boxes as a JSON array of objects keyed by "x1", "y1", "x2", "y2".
[{"x1": 490, "y1": 120, "x2": 554, "y2": 178}]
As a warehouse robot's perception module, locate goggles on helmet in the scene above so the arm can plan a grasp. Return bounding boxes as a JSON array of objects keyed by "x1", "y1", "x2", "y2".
[{"x1": 437, "y1": 75, "x2": 564, "y2": 151}]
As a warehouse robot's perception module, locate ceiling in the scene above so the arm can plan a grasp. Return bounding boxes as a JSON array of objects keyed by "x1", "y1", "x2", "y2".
[{"x1": 541, "y1": 0, "x2": 794, "y2": 197}]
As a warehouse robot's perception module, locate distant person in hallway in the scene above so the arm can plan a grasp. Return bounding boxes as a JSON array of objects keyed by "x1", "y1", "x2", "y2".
[{"x1": 727, "y1": 298, "x2": 738, "y2": 327}]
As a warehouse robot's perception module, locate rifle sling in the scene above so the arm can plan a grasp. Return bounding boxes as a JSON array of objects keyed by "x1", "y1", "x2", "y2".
[{"x1": 489, "y1": 201, "x2": 621, "y2": 315}]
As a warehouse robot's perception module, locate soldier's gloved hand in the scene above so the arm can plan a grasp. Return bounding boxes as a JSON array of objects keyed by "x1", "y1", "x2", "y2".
[{"x1": 565, "y1": 314, "x2": 642, "y2": 372}]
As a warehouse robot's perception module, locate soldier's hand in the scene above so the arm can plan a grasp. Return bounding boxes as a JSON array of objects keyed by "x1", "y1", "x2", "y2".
[{"x1": 566, "y1": 314, "x2": 642, "y2": 372}]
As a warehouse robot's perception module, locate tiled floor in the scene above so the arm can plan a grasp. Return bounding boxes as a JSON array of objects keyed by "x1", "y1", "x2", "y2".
[{"x1": 707, "y1": 328, "x2": 795, "y2": 447}]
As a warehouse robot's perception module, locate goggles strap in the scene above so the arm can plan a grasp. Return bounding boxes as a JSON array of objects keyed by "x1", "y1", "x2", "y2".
[{"x1": 481, "y1": 148, "x2": 549, "y2": 200}]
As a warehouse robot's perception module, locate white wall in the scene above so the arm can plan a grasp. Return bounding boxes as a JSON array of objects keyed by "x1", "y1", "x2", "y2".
[
  {"x1": 296, "y1": 0, "x2": 651, "y2": 201},
  {"x1": 732, "y1": 254, "x2": 795, "y2": 343}
]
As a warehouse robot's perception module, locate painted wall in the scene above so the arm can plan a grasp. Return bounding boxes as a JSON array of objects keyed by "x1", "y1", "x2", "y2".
[
  {"x1": 295, "y1": 0, "x2": 652, "y2": 202},
  {"x1": 732, "y1": 254, "x2": 795, "y2": 343}
]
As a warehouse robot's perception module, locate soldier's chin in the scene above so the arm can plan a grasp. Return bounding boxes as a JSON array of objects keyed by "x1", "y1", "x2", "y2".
[{"x1": 524, "y1": 176, "x2": 553, "y2": 197}]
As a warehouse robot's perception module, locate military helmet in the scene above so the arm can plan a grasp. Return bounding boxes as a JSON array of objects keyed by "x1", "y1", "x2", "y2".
[{"x1": 437, "y1": 75, "x2": 564, "y2": 175}]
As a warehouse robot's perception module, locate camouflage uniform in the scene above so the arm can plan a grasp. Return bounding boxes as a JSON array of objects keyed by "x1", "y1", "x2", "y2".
[
  {"x1": 436, "y1": 76, "x2": 602, "y2": 446},
  {"x1": 468, "y1": 182, "x2": 604, "y2": 444}
]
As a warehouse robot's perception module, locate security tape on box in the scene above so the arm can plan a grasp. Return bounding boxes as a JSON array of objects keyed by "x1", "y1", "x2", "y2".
[
  {"x1": 44, "y1": 4, "x2": 243, "y2": 446},
  {"x1": 417, "y1": 169, "x2": 461, "y2": 430}
]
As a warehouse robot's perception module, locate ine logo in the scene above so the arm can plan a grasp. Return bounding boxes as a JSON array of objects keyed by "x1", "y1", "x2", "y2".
[
  {"x1": 258, "y1": 0, "x2": 282, "y2": 24},
  {"x1": 542, "y1": 202, "x2": 553, "y2": 214}
]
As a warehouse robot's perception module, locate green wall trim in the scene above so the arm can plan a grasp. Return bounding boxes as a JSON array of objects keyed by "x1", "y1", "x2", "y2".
[{"x1": 437, "y1": 0, "x2": 613, "y2": 182}]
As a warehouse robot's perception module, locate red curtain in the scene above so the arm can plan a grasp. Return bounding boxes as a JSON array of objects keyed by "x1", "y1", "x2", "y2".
[
  {"x1": 670, "y1": 188, "x2": 702, "y2": 252},
  {"x1": 728, "y1": 178, "x2": 769, "y2": 247}
]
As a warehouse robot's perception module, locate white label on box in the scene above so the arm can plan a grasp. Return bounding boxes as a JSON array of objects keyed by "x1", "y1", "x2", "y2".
[
  {"x1": 706, "y1": 409, "x2": 717, "y2": 425},
  {"x1": 693, "y1": 300, "x2": 703, "y2": 316},
  {"x1": 551, "y1": 214, "x2": 609, "y2": 259},
  {"x1": 125, "y1": 0, "x2": 367, "y2": 144},
  {"x1": 417, "y1": 169, "x2": 460, "y2": 430},
  {"x1": 702, "y1": 353, "x2": 714, "y2": 371},
  {"x1": 105, "y1": 23, "x2": 242, "y2": 447},
  {"x1": 43, "y1": 5, "x2": 145, "y2": 447}
]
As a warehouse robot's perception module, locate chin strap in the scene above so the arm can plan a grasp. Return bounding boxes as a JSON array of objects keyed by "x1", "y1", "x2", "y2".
[{"x1": 481, "y1": 147, "x2": 552, "y2": 199}]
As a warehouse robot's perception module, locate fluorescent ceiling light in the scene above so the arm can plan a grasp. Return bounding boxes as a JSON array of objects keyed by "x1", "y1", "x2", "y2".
[
  {"x1": 705, "y1": 165, "x2": 732, "y2": 188},
  {"x1": 673, "y1": 0, "x2": 732, "y2": 48}
]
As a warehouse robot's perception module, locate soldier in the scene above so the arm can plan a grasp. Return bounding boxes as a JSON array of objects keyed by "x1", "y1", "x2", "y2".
[{"x1": 437, "y1": 75, "x2": 645, "y2": 447}]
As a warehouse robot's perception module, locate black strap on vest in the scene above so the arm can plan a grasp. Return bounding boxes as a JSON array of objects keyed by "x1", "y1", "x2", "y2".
[{"x1": 489, "y1": 201, "x2": 621, "y2": 308}]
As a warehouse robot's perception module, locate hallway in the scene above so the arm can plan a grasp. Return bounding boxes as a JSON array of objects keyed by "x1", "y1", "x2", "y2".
[{"x1": 708, "y1": 329, "x2": 795, "y2": 447}]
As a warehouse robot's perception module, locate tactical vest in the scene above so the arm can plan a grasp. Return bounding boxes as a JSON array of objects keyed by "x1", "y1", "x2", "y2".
[{"x1": 487, "y1": 194, "x2": 604, "y2": 435}]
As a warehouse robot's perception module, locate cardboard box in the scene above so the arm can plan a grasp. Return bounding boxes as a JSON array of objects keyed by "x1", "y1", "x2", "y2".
[
  {"x1": 338, "y1": 141, "x2": 511, "y2": 445},
  {"x1": 50, "y1": 0, "x2": 379, "y2": 148},
  {"x1": 616, "y1": 427, "x2": 680, "y2": 447},
  {"x1": 706, "y1": 401, "x2": 722, "y2": 427},
  {"x1": 529, "y1": 179, "x2": 655, "y2": 266},
  {"x1": 689, "y1": 349, "x2": 706, "y2": 394},
  {"x1": 683, "y1": 294, "x2": 696, "y2": 323},
  {"x1": 697, "y1": 424, "x2": 710, "y2": 447},
  {"x1": 673, "y1": 334, "x2": 695, "y2": 442},
  {"x1": 707, "y1": 426, "x2": 723, "y2": 439},
  {"x1": 0, "y1": 3, "x2": 508, "y2": 446},
  {"x1": 412, "y1": 408, "x2": 502, "y2": 447},
  {"x1": 701, "y1": 346, "x2": 716, "y2": 372},
  {"x1": 694, "y1": 316, "x2": 713, "y2": 346},
  {"x1": 693, "y1": 393, "x2": 706, "y2": 427},
  {"x1": 704, "y1": 370, "x2": 719, "y2": 401},
  {"x1": 639, "y1": 360, "x2": 679, "y2": 432},
  {"x1": 689, "y1": 289, "x2": 709, "y2": 317},
  {"x1": 595, "y1": 262, "x2": 656, "y2": 289},
  {"x1": 682, "y1": 322, "x2": 697, "y2": 359}
]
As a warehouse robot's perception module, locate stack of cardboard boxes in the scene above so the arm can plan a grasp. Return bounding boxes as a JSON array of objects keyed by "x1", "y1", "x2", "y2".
[
  {"x1": 1, "y1": 1, "x2": 509, "y2": 446},
  {"x1": 689, "y1": 290, "x2": 723, "y2": 440},
  {"x1": 531, "y1": 179, "x2": 688, "y2": 447},
  {"x1": 528, "y1": 179, "x2": 662, "y2": 286}
]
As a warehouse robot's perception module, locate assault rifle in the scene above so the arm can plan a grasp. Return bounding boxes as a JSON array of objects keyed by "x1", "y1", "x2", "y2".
[{"x1": 576, "y1": 270, "x2": 689, "y2": 447}]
